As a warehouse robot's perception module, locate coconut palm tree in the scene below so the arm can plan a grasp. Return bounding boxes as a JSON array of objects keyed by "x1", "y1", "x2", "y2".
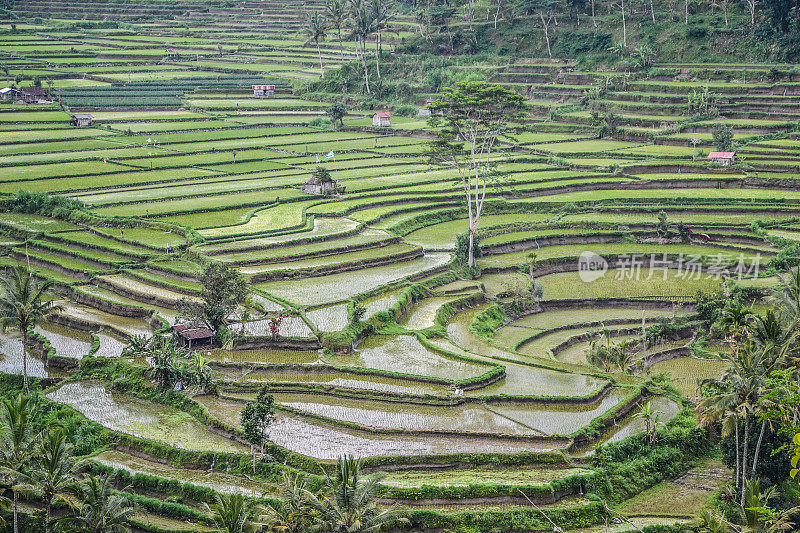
[
  {"x1": 205, "y1": 493, "x2": 262, "y2": 533},
  {"x1": 368, "y1": 0, "x2": 393, "y2": 80},
  {"x1": 347, "y1": 0, "x2": 375, "y2": 94},
  {"x1": 23, "y1": 429, "x2": 82, "y2": 533},
  {"x1": 263, "y1": 472, "x2": 316, "y2": 532},
  {"x1": 0, "y1": 394, "x2": 37, "y2": 533},
  {"x1": 698, "y1": 342, "x2": 781, "y2": 505},
  {"x1": 719, "y1": 303, "x2": 753, "y2": 354},
  {"x1": 59, "y1": 474, "x2": 136, "y2": 533},
  {"x1": 325, "y1": 0, "x2": 347, "y2": 60},
  {"x1": 0, "y1": 266, "x2": 62, "y2": 394},
  {"x1": 310, "y1": 455, "x2": 405, "y2": 532},
  {"x1": 633, "y1": 400, "x2": 662, "y2": 445},
  {"x1": 304, "y1": 12, "x2": 327, "y2": 78},
  {"x1": 771, "y1": 267, "x2": 800, "y2": 327},
  {"x1": 751, "y1": 310, "x2": 795, "y2": 354}
]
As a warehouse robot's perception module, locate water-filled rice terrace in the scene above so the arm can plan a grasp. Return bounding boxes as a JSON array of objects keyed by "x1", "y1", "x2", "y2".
[{"x1": 0, "y1": 3, "x2": 788, "y2": 531}]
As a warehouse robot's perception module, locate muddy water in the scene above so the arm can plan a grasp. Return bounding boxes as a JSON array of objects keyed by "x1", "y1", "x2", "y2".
[
  {"x1": 194, "y1": 395, "x2": 567, "y2": 459},
  {"x1": 94, "y1": 332, "x2": 127, "y2": 358},
  {"x1": 400, "y1": 297, "x2": 456, "y2": 330},
  {"x1": 232, "y1": 316, "x2": 312, "y2": 338},
  {"x1": 359, "y1": 287, "x2": 406, "y2": 318},
  {"x1": 487, "y1": 387, "x2": 631, "y2": 436},
  {"x1": 265, "y1": 392, "x2": 535, "y2": 436},
  {"x1": 257, "y1": 252, "x2": 451, "y2": 306},
  {"x1": 236, "y1": 369, "x2": 448, "y2": 396},
  {"x1": 306, "y1": 303, "x2": 349, "y2": 332},
  {"x1": 57, "y1": 302, "x2": 153, "y2": 337},
  {"x1": 47, "y1": 382, "x2": 246, "y2": 453},
  {"x1": 335, "y1": 335, "x2": 491, "y2": 381},
  {"x1": 427, "y1": 338, "x2": 606, "y2": 398},
  {"x1": 92, "y1": 450, "x2": 271, "y2": 497},
  {"x1": 0, "y1": 330, "x2": 51, "y2": 378},
  {"x1": 35, "y1": 323, "x2": 94, "y2": 359},
  {"x1": 571, "y1": 395, "x2": 682, "y2": 456},
  {"x1": 209, "y1": 348, "x2": 320, "y2": 365}
]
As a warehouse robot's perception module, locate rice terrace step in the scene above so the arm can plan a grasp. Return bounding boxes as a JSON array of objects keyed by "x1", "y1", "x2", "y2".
[{"x1": 0, "y1": 2, "x2": 793, "y2": 532}]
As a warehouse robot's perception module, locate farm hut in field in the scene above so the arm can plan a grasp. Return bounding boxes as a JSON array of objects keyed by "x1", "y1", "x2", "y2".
[
  {"x1": 18, "y1": 86, "x2": 49, "y2": 104},
  {"x1": 172, "y1": 324, "x2": 215, "y2": 349},
  {"x1": 302, "y1": 174, "x2": 337, "y2": 195},
  {"x1": 418, "y1": 98, "x2": 440, "y2": 116},
  {"x1": 372, "y1": 111, "x2": 391, "y2": 127},
  {"x1": 708, "y1": 151, "x2": 736, "y2": 166},
  {"x1": 0, "y1": 88, "x2": 14, "y2": 102},
  {"x1": 70, "y1": 114, "x2": 93, "y2": 127},
  {"x1": 252, "y1": 84, "x2": 275, "y2": 97}
]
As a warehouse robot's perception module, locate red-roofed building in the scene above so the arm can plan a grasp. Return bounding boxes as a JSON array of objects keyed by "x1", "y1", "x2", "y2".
[
  {"x1": 252, "y1": 84, "x2": 275, "y2": 97},
  {"x1": 372, "y1": 111, "x2": 391, "y2": 127},
  {"x1": 708, "y1": 151, "x2": 736, "y2": 166}
]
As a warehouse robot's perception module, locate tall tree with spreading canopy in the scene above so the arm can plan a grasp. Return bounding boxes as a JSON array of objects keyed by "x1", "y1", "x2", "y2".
[
  {"x1": 179, "y1": 262, "x2": 248, "y2": 342},
  {"x1": 241, "y1": 386, "x2": 275, "y2": 471},
  {"x1": 0, "y1": 266, "x2": 62, "y2": 394},
  {"x1": 426, "y1": 81, "x2": 526, "y2": 267}
]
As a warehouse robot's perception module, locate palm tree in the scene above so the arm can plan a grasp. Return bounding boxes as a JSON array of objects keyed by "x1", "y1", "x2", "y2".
[
  {"x1": 59, "y1": 474, "x2": 136, "y2": 533},
  {"x1": 586, "y1": 328, "x2": 616, "y2": 372},
  {"x1": 263, "y1": 472, "x2": 316, "y2": 532},
  {"x1": 771, "y1": 267, "x2": 800, "y2": 327},
  {"x1": 205, "y1": 493, "x2": 262, "y2": 533},
  {"x1": 719, "y1": 303, "x2": 753, "y2": 355},
  {"x1": 0, "y1": 394, "x2": 37, "y2": 533},
  {"x1": 325, "y1": 0, "x2": 347, "y2": 60},
  {"x1": 24, "y1": 429, "x2": 82, "y2": 533},
  {"x1": 369, "y1": 0, "x2": 393, "y2": 80},
  {"x1": 751, "y1": 310, "x2": 795, "y2": 353},
  {"x1": 347, "y1": 0, "x2": 375, "y2": 94},
  {"x1": 698, "y1": 342, "x2": 780, "y2": 506},
  {"x1": 310, "y1": 455, "x2": 405, "y2": 532},
  {"x1": 304, "y1": 12, "x2": 327, "y2": 78},
  {"x1": 0, "y1": 266, "x2": 62, "y2": 394},
  {"x1": 633, "y1": 400, "x2": 662, "y2": 445}
]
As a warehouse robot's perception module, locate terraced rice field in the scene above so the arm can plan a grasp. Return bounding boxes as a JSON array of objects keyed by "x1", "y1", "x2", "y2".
[{"x1": 0, "y1": 3, "x2": 789, "y2": 530}]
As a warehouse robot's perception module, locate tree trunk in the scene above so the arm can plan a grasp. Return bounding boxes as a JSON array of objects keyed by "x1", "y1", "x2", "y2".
[
  {"x1": 13, "y1": 490, "x2": 18, "y2": 533},
  {"x1": 684, "y1": 0, "x2": 688, "y2": 24},
  {"x1": 317, "y1": 41, "x2": 324, "y2": 78},
  {"x1": 45, "y1": 501, "x2": 51, "y2": 533},
  {"x1": 751, "y1": 420, "x2": 767, "y2": 475},
  {"x1": 741, "y1": 416, "x2": 749, "y2": 506},
  {"x1": 621, "y1": 0, "x2": 627, "y2": 47},
  {"x1": 22, "y1": 329, "x2": 29, "y2": 395},
  {"x1": 468, "y1": 231, "x2": 475, "y2": 267},
  {"x1": 375, "y1": 32, "x2": 381, "y2": 80},
  {"x1": 494, "y1": 0, "x2": 501, "y2": 28},
  {"x1": 591, "y1": 0, "x2": 596, "y2": 26},
  {"x1": 338, "y1": 27, "x2": 344, "y2": 60},
  {"x1": 734, "y1": 419, "x2": 740, "y2": 488},
  {"x1": 650, "y1": 0, "x2": 655, "y2": 22},
  {"x1": 362, "y1": 40, "x2": 370, "y2": 94},
  {"x1": 538, "y1": 12, "x2": 552, "y2": 57}
]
